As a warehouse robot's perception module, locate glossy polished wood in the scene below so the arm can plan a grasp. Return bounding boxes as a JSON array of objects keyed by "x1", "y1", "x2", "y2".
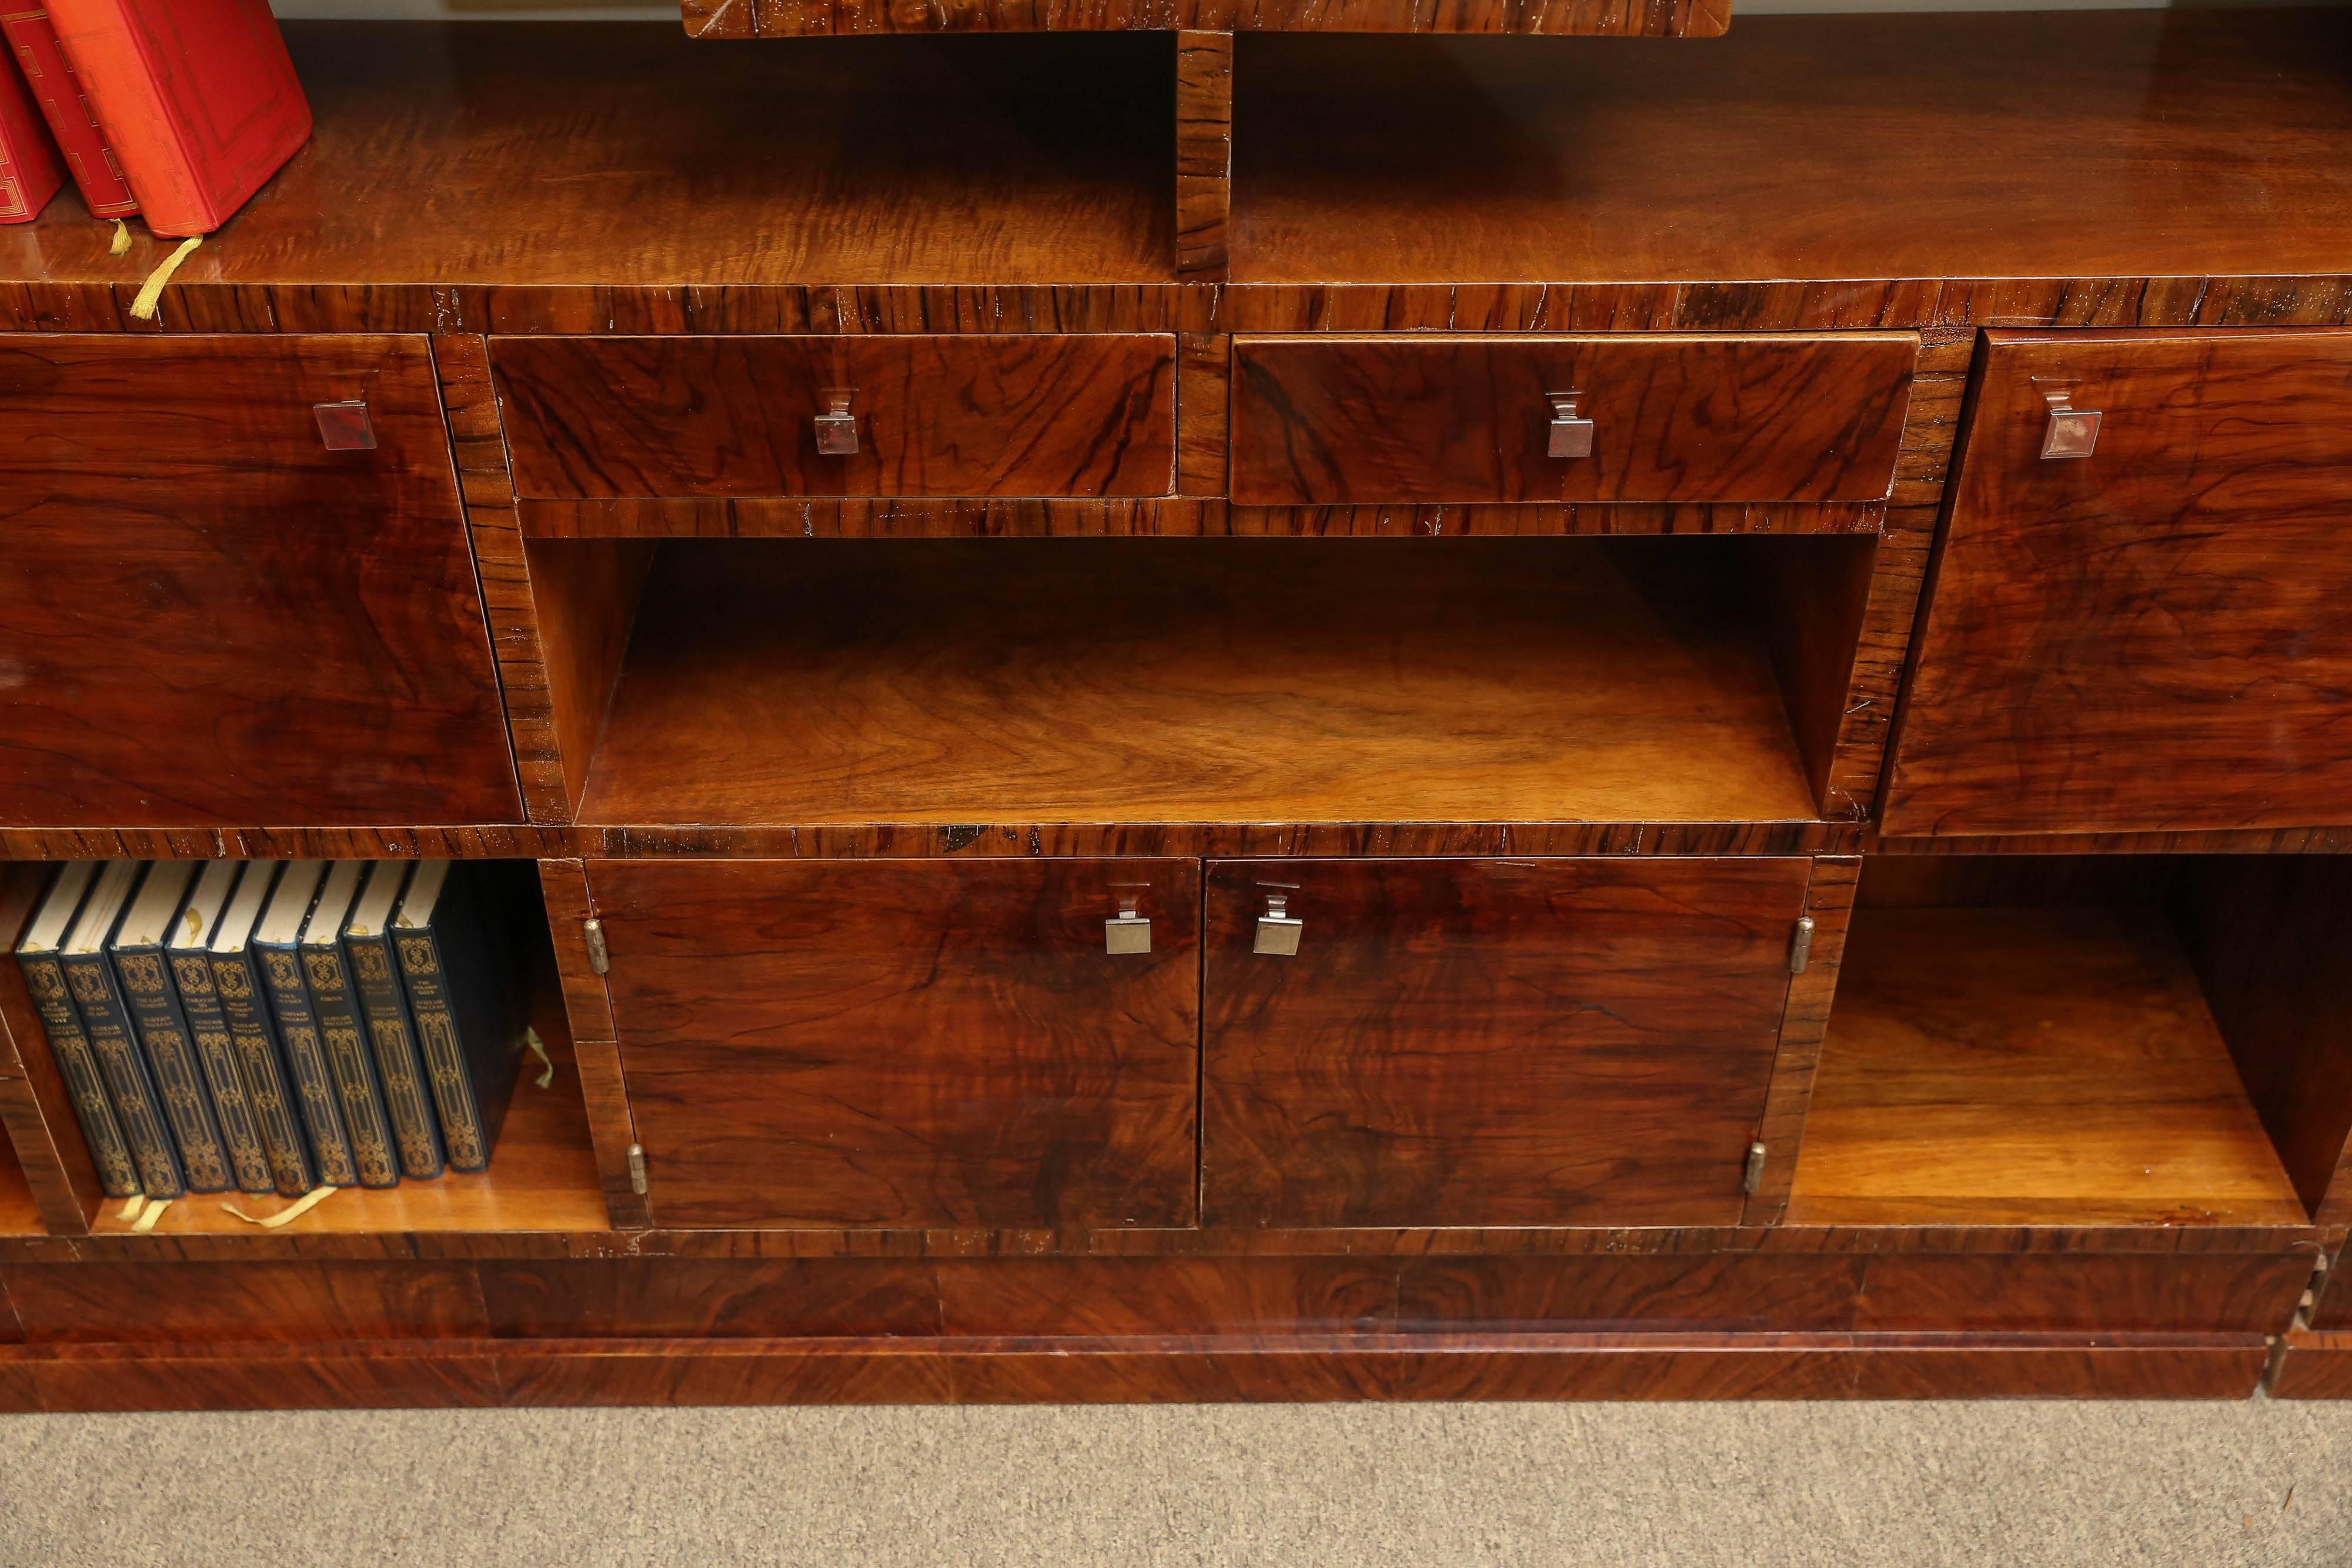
[
  {"x1": 0, "y1": 26, "x2": 1174, "y2": 292},
  {"x1": 0, "y1": 335, "x2": 519, "y2": 828},
  {"x1": 589, "y1": 858, "x2": 1201, "y2": 1229},
  {"x1": 1229, "y1": 335, "x2": 1914, "y2": 506},
  {"x1": 0, "y1": 864, "x2": 94, "y2": 1233},
  {"x1": 1175, "y1": 34, "x2": 1232, "y2": 280},
  {"x1": 493, "y1": 336, "x2": 1177, "y2": 500},
  {"x1": 683, "y1": 0, "x2": 1730, "y2": 37},
  {"x1": 0, "y1": 1140, "x2": 38, "y2": 1237},
  {"x1": 579, "y1": 539, "x2": 1823, "y2": 830},
  {"x1": 1231, "y1": 13, "x2": 2352, "y2": 285},
  {"x1": 1202, "y1": 857, "x2": 1809, "y2": 1228},
  {"x1": 1789, "y1": 907, "x2": 2308, "y2": 1229},
  {"x1": 1886, "y1": 330, "x2": 2352, "y2": 837}
]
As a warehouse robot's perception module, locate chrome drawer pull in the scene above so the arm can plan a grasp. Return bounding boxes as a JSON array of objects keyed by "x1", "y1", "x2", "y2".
[
  {"x1": 1255, "y1": 888, "x2": 1304, "y2": 957},
  {"x1": 814, "y1": 387, "x2": 858, "y2": 456},
  {"x1": 2038, "y1": 382, "x2": 2101, "y2": 460},
  {"x1": 1547, "y1": 390, "x2": 1595, "y2": 459},
  {"x1": 1105, "y1": 886, "x2": 1152, "y2": 955}
]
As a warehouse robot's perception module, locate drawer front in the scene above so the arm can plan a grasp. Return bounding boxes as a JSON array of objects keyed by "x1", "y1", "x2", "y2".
[
  {"x1": 590, "y1": 858, "x2": 1200, "y2": 1228},
  {"x1": 491, "y1": 334, "x2": 1177, "y2": 500},
  {"x1": 0, "y1": 334, "x2": 519, "y2": 828},
  {"x1": 1885, "y1": 329, "x2": 2352, "y2": 836},
  {"x1": 1228, "y1": 333, "x2": 1915, "y2": 506},
  {"x1": 1202, "y1": 857, "x2": 1810, "y2": 1229}
]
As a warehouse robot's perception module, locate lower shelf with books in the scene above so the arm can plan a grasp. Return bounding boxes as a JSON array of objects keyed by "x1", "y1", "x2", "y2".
[{"x1": 1, "y1": 857, "x2": 610, "y2": 1239}]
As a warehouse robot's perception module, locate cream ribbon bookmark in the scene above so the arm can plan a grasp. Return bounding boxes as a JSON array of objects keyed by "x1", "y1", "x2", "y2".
[{"x1": 223, "y1": 1187, "x2": 339, "y2": 1229}]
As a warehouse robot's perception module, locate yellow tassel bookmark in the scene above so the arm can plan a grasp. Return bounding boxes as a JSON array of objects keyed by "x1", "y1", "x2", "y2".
[
  {"x1": 129, "y1": 235, "x2": 202, "y2": 321},
  {"x1": 131, "y1": 1198, "x2": 171, "y2": 1233},
  {"x1": 223, "y1": 1187, "x2": 338, "y2": 1229},
  {"x1": 109, "y1": 218, "x2": 131, "y2": 256},
  {"x1": 524, "y1": 1026, "x2": 553, "y2": 1090},
  {"x1": 116, "y1": 1194, "x2": 148, "y2": 1225}
]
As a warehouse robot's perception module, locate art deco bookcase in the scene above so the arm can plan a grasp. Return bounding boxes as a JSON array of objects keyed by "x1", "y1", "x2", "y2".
[{"x1": 4, "y1": 1, "x2": 2352, "y2": 1408}]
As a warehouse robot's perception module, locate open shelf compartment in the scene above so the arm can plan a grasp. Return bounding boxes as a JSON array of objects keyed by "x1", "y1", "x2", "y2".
[
  {"x1": 1230, "y1": 9, "x2": 2352, "y2": 287},
  {"x1": 558, "y1": 534, "x2": 1875, "y2": 830},
  {"x1": 1790, "y1": 855, "x2": 2352, "y2": 1231},
  {"x1": 0, "y1": 860, "x2": 608, "y2": 1240}
]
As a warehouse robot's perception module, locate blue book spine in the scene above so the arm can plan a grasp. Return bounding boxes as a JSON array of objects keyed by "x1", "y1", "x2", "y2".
[
  {"x1": 301, "y1": 941, "x2": 400, "y2": 1189},
  {"x1": 212, "y1": 950, "x2": 318, "y2": 1197},
  {"x1": 113, "y1": 945, "x2": 233, "y2": 1193},
  {"x1": 256, "y1": 941, "x2": 359, "y2": 1189},
  {"x1": 170, "y1": 951, "x2": 275, "y2": 1195},
  {"x1": 59, "y1": 952, "x2": 184, "y2": 1199},
  {"x1": 348, "y1": 928, "x2": 443, "y2": 1181},
  {"x1": 16, "y1": 953, "x2": 141, "y2": 1199}
]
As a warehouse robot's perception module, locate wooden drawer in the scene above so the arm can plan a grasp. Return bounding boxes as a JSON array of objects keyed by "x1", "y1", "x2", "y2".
[
  {"x1": 0, "y1": 335, "x2": 519, "y2": 828},
  {"x1": 1885, "y1": 329, "x2": 2352, "y2": 836},
  {"x1": 1228, "y1": 333, "x2": 1915, "y2": 506},
  {"x1": 1201, "y1": 857, "x2": 1810, "y2": 1228},
  {"x1": 589, "y1": 858, "x2": 1200, "y2": 1228},
  {"x1": 490, "y1": 335, "x2": 1177, "y2": 500}
]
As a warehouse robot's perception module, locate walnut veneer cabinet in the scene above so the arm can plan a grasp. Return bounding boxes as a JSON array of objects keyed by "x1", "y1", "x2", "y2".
[{"x1": 5, "y1": 5, "x2": 2352, "y2": 1409}]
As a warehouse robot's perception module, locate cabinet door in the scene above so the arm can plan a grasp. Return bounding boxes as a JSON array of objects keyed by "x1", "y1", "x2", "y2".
[
  {"x1": 0, "y1": 335, "x2": 518, "y2": 827},
  {"x1": 1885, "y1": 329, "x2": 2352, "y2": 836},
  {"x1": 590, "y1": 858, "x2": 1200, "y2": 1228},
  {"x1": 1203, "y1": 857, "x2": 1809, "y2": 1228}
]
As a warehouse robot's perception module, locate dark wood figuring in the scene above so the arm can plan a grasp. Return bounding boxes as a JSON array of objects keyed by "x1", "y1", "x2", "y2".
[
  {"x1": 0, "y1": 335, "x2": 519, "y2": 828},
  {"x1": 2269, "y1": 1329, "x2": 2352, "y2": 1399},
  {"x1": 1229, "y1": 335, "x2": 1914, "y2": 506},
  {"x1": 0, "y1": 1330, "x2": 2273, "y2": 1408},
  {"x1": 4, "y1": 1262, "x2": 488, "y2": 1342},
  {"x1": 1202, "y1": 857, "x2": 1809, "y2": 1227},
  {"x1": 435, "y1": 333, "x2": 572, "y2": 825},
  {"x1": 1175, "y1": 35, "x2": 1232, "y2": 281},
  {"x1": 683, "y1": 0, "x2": 1730, "y2": 37},
  {"x1": 578, "y1": 539, "x2": 1825, "y2": 830},
  {"x1": 589, "y1": 857, "x2": 1201, "y2": 1228},
  {"x1": 1740, "y1": 857, "x2": 1856, "y2": 1225},
  {"x1": 2174, "y1": 858, "x2": 2352, "y2": 1232},
  {"x1": 1886, "y1": 329, "x2": 2352, "y2": 837},
  {"x1": 1231, "y1": 13, "x2": 2352, "y2": 286},
  {"x1": 1789, "y1": 905, "x2": 2310, "y2": 1229},
  {"x1": 0, "y1": 26, "x2": 1174, "y2": 295},
  {"x1": 537, "y1": 858, "x2": 647, "y2": 1232},
  {"x1": 493, "y1": 336, "x2": 1177, "y2": 500}
]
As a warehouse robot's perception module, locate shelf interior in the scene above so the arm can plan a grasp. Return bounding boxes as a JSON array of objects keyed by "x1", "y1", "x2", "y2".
[
  {"x1": 1789, "y1": 861, "x2": 2314, "y2": 1229},
  {"x1": 1232, "y1": 9, "x2": 2352, "y2": 285},
  {"x1": 0, "y1": 1136, "x2": 39, "y2": 1236},
  {"x1": 81, "y1": 862, "x2": 609, "y2": 1239},
  {"x1": 574, "y1": 537, "x2": 1842, "y2": 829},
  {"x1": 0, "y1": 24, "x2": 1174, "y2": 289}
]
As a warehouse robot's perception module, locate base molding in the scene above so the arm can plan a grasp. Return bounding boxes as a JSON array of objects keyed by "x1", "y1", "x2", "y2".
[{"x1": 0, "y1": 1332, "x2": 2271, "y2": 1410}]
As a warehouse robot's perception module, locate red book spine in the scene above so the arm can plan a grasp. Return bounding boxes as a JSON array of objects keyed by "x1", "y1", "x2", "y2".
[
  {"x1": 0, "y1": 18, "x2": 66, "y2": 222},
  {"x1": 2, "y1": 5, "x2": 135, "y2": 217},
  {"x1": 45, "y1": 0, "x2": 309, "y2": 238}
]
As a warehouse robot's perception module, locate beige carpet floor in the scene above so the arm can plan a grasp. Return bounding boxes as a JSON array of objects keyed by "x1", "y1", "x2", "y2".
[{"x1": 4, "y1": 1400, "x2": 2351, "y2": 1565}]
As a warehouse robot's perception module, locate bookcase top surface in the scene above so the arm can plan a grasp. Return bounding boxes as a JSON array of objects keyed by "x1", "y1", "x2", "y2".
[{"x1": 679, "y1": 0, "x2": 1730, "y2": 37}]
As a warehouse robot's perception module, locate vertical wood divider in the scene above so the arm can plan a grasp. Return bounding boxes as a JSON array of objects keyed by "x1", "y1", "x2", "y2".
[
  {"x1": 1740, "y1": 855, "x2": 1860, "y2": 1226},
  {"x1": 1822, "y1": 327, "x2": 1975, "y2": 819},
  {"x1": 1175, "y1": 31, "x2": 1234, "y2": 282},
  {"x1": 1177, "y1": 332, "x2": 1232, "y2": 498},
  {"x1": 0, "y1": 864, "x2": 98, "y2": 1234},
  {"x1": 434, "y1": 333, "x2": 573, "y2": 824},
  {"x1": 538, "y1": 858, "x2": 652, "y2": 1229}
]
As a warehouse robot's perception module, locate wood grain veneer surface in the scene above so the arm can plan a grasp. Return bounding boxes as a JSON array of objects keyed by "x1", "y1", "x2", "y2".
[
  {"x1": 1233, "y1": 12, "x2": 2352, "y2": 285},
  {"x1": 577, "y1": 539, "x2": 1822, "y2": 828},
  {"x1": 1789, "y1": 907, "x2": 2308, "y2": 1229}
]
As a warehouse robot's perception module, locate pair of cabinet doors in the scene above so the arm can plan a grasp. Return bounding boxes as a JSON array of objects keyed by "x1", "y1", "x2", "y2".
[{"x1": 589, "y1": 856, "x2": 1812, "y2": 1231}]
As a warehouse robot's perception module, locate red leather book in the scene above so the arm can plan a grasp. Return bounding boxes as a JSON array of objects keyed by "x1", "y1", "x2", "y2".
[
  {"x1": 3, "y1": 6, "x2": 135, "y2": 218},
  {"x1": 45, "y1": 0, "x2": 309, "y2": 237},
  {"x1": 0, "y1": 21, "x2": 65, "y2": 222}
]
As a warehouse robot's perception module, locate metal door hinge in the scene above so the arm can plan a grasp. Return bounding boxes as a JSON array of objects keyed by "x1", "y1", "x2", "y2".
[
  {"x1": 583, "y1": 917, "x2": 609, "y2": 975},
  {"x1": 1742, "y1": 1140, "x2": 1767, "y2": 1196},
  {"x1": 627, "y1": 1142, "x2": 648, "y2": 1195},
  {"x1": 1789, "y1": 914, "x2": 1815, "y2": 974}
]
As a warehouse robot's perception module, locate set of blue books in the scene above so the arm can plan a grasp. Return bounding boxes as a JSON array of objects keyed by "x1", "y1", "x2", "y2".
[{"x1": 13, "y1": 858, "x2": 529, "y2": 1201}]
